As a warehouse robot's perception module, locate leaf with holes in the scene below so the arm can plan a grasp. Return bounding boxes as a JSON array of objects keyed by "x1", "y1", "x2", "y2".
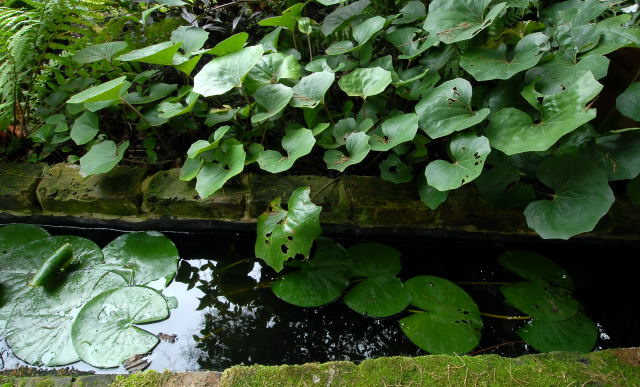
[
  {"x1": 193, "y1": 45, "x2": 264, "y2": 97},
  {"x1": 79, "y1": 140, "x2": 129, "y2": 178},
  {"x1": 338, "y1": 67, "x2": 392, "y2": 99},
  {"x1": 400, "y1": 276, "x2": 482, "y2": 354},
  {"x1": 425, "y1": 133, "x2": 490, "y2": 191},
  {"x1": 498, "y1": 250, "x2": 574, "y2": 290},
  {"x1": 423, "y1": 0, "x2": 507, "y2": 44},
  {"x1": 251, "y1": 84, "x2": 293, "y2": 124},
  {"x1": 324, "y1": 131, "x2": 371, "y2": 172},
  {"x1": 257, "y1": 128, "x2": 315, "y2": 173},
  {"x1": 486, "y1": 72, "x2": 603, "y2": 155},
  {"x1": 290, "y1": 71, "x2": 335, "y2": 108},
  {"x1": 415, "y1": 78, "x2": 489, "y2": 139},
  {"x1": 500, "y1": 279, "x2": 581, "y2": 321},
  {"x1": 524, "y1": 155, "x2": 614, "y2": 239},
  {"x1": 460, "y1": 32, "x2": 550, "y2": 81},
  {"x1": 379, "y1": 154, "x2": 413, "y2": 183},
  {"x1": 72, "y1": 286, "x2": 169, "y2": 368},
  {"x1": 245, "y1": 53, "x2": 301, "y2": 94},
  {"x1": 194, "y1": 139, "x2": 246, "y2": 199},
  {"x1": 116, "y1": 41, "x2": 182, "y2": 66},
  {"x1": 386, "y1": 28, "x2": 436, "y2": 60},
  {"x1": 255, "y1": 187, "x2": 322, "y2": 272},
  {"x1": 272, "y1": 239, "x2": 352, "y2": 306},
  {"x1": 369, "y1": 113, "x2": 419, "y2": 151},
  {"x1": 518, "y1": 313, "x2": 598, "y2": 353}
]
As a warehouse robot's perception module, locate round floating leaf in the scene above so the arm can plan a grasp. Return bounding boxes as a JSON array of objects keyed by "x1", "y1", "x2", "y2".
[
  {"x1": 72, "y1": 41, "x2": 128, "y2": 64},
  {"x1": 5, "y1": 269, "x2": 126, "y2": 366},
  {"x1": 323, "y1": 131, "x2": 371, "y2": 172},
  {"x1": 347, "y1": 242, "x2": 402, "y2": 277},
  {"x1": 486, "y1": 72, "x2": 602, "y2": 155},
  {"x1": 257, "y1": 128, "x2": 315, "y2": 173},
  {"x1": 401, "y1": 276, "x2": 481, "y2": 354},
  {"x1": 425, "y1": 133, "x2": 491, "y2": 191},
  {"x1": 194, "y1": 139, "x2": 246, "y2": 199},
  {"x1": 255, "y1": 187, "x2": 322, "y2": 272},
  {"x1": 415, "y1": 78, "x2": 489, "y2": 139},
  {"x1": 588, "y1": 131, "x2": 640, "y2": 181},
  {"x1": 617, "y1": 83, "x2": 640, "y2": 121},
  {"x1": 170, "y1": 26, "x2": 208, "y2": 56},
  {"x1": 500, "y1": 280, "x2": 580, "y2": 321},
  {"x1": 290, "y1": 71, "x2": 335, "y2": 108},
  {"x1": 369, "y1": 113, "x2": 419, "y2": 151},
  {"x1": 272, "y1": 239, "x2": 352, "y2": 307},
  {"x1": 519, "y1": 313, "x2": 598, "y2": 353},
  {"x1": 102, "y1": 231, "x2": 179, "y2": 286},
  {"x1": 344, "y1": 275, "x2": 411, "y2": 317},
  {"x1": 524, "y1": 155, "x2": 614, "y2": 239},
  {"x1": 251, "y1": 84, "x2": 293, "y2": 124},
  {"x1": 245, "y1": 53, "x2": 301, "y2": 94},
  {"x1": 460, "y1": 32, "x2": 550, "y2": 81},
  {"x1": 193, "y1": 45, "x2": 264, "y2": 97},
  {"x1": 116, "y1": 41, "x2": 181, "y2": 65},
  {"x1": 497, "y1": 250, "x2": 574, "y2": 290},
  {"x1": 423, "y1": 0, "x2": 507, "y2": 44},
  {"x1": 79, "y1": 140, "x2": 129, "y2": 177},
  {"x1": 379, "y1": 154, "x2": 413, "y2": 183},
  {"x1": 0, "y1": 224, "x2": 49, "y2": 255},
  {"x1": 338, "y1": 67, "x2": 392, "y2": 99},
  {"x1": 72, "y1": 286, "x2": 169, "y2": 368},
  {"x1": 66, "y1": 76, "x2": 127, "y2": 104},
  {"x1": 197, "y1": 32, "x2": 248, "y2": 56},
  {"x1": 71, "y1": 111, "x2": 99, "y2": 145}
]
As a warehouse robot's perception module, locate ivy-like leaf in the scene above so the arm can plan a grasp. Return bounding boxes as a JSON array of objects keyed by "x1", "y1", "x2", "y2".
[
  {"x1": 193, "y1": 45, "x2": 264, "y2": 97},
  {"x1": 325, "y1": 16, "x2": 386, "y2": 55},
  {"x1": 290, "y1": 71, "x2": 335, "y2": 108},
  {"x1": 324, "y1": 131, "x2": 371, "y2": 171},
  {"x1": 244, "y1": 53, "x2": 301, "y2": 94},
  {"x1": 423, "y1": 0, "x2": 507, "y2": 44},
  {"x1": 197, "y1": 32, "x2": 249, "y2": 56},
  {"x1": 257, "y1": 128, "x2": 315, "y2": 173},
  {"x1": 497, "y1": 250, "x2": 574, "y2": 290},
  {"x1": 616, "y1": 82, "x2": 640, "y2": 122},
  {"x1": 170, "y1": 26, "x2": 208, "y2": 56},
  {"x1": 255, "y1": 187, "x2": 322, "y2": 272},
  {"x1": 116, "y1": 41, "x2": 182, "y2": 65},
  {"x1": 321, "y1": 0, "x2": 371, "y2": 36},
  {"x1": 72, "y1": 42, "x2": 128, "y2": 64},
  {"x1": 251, "y1": 84, "x2": 293, "y2": 124},
  {"x1": 417, "y1": 177, "x2": 449, "y2": 210},
  {"x1": 338, "y1": 67, "x2": 392, "y2": 99},
  {"x1": 524, "y1": 54, "x2": 609, "y2": 95},
  {"x1": 379, "y1": 153, "x2": 413, "y2": 183},
  {"x1": 425, "y1": 133, "x2": 490, "y2": 191},
  {"x1": 587, "y1": 130, "x2": 640, "y2": 181},
  {"x1": 66, "y1": 77, "x2": 127, "y2": 104},
  {"x1": 369, "y1": 113, "x2": 419, "y2": 151},
  {"x1": 70, "y1": 111, "x2": 99, "y2": 146},
  {"x1": 195, "y1": 139, "x2": 246, "y2": 198},
  {"x1": 79, "y1": 140, "x2": 129, "y2": 178}
]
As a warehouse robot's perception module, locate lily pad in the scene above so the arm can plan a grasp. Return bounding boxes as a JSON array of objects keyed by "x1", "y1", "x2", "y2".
[
  {"x1": 0, "y1": 224, "x2": 49, "y2": 255},
  {"x1": 324, "y1": 131, "x2": 371, "y2": 172},
  {"x1": 369, "y1": 113, "x2": 419, "y2": 151},
  {"x1": 425, "y1": 133, "x2": 490, "y2": 191},
  {"x1": 338, "y1": 67, "x2": 392, "y2": 99},
  {"x1": 255, "y1": 187, "x2": 322, "y2": 272},
  {"x1": 497, "y1": 250, "x2": 574, "y2": 290},
  {"x1": 272, "y1": 239, "x2": 352, "y2": 307},
  {"x1": 251, "y1": 84, "x2": 293, "y2": 124},
  {"x1": 500, "y1": 280, "x2": 581, "y2": 321},
  {"x1": 5, "y1": 269, "x2": 126, "y2": 366},
  {"x1": 193, "y1": 45, "x2": 264, "y2": 97},
  {"x1": 257, "y1": 128, "x2": 315, "y2": 173},
  {"x1": 72, "y1": 286, "x2": 169, "y2": 368},
  {"x1": 290, "y1": 71, "x2": 335, "y2": 108},
  {"x1": 415, "y1": 78, "x2": 489, "y2": 139},
  {"x1": 423, "y1": 0, "x2": 507, "y2": 44},
  {"x1": 400, "y1": 276, "x2": 482, "y2": 354},
  {"x1": 518, "y1": 313, "x2": 598, "y2": 353},
  {"x1": 523, "y1": 155, "x2": 614, "y2": 239},
  {"x1": 102, "y1": 231, "x2": 179, "y2": 286},
  {"x1": 347, "y1": 242, "x2": 402, "y2": 277},
  {"x1": 344, "y1": 275, "x2": 411, "y2": 317}
]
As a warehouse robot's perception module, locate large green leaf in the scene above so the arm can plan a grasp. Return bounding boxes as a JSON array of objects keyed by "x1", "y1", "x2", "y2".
[
  {"x1": 245, "y1": 53, "x2": 301, "y2": 94},
  {"x1": 195, "y1": 139, "x2": 246, "y2": 198},
  {"x1": 369, "y1": 113, "x2": 419, "y2": 151},
  {"x1": 425, "y1": 133, "x2": 490, "y2": 191},
  {"x1": 338, "y1": 67, "x2": 392, "y2": 99},
  {"x1": 321, "y1": 0, "x2": 371, "y2": 36},
  {"x1": 79, "y1": 140, "x2": 129, "y2": 178},
  {"x1": 415, "y1": 78, "x2": 489, "y2": 139},
  {"x1": 589, "y1": 15, "x2": 640, "y2": 56},
  {"x1": 197, "y1": 32, "x2": 249, "y2": 56},
  {"x1": 170, "y1": 26, "x2": 208, "y2": 56},
  {"x1": 116, "y1": 41, "x2": 182, "y2": 66},
  {"x1": 587, "y1": 131, "x2": 640, "y2": 181},
  {"x1": 524, "y1": 155, "x2": 614, "y2": 239},
  {"x1": 257, "y1": 128, "x2": 315, "y2": 173},
  {"x1": 72, "y1": 41, "x2": 128, "y2": 64},
  {"x1": 66, "y1": 76, "x2": 127, "y2": 104},
  {"x1": 70, "y1": 111, "x2": 99, "y2": 146},
  {"x1": 393, "y1": 1, "x2": 427, "y2": 25},
  {"x1": 5, "y1": 269, "x2": 126, "y2": 366},
  {"x1": 519, "y1": 313, "x2": 598, "y2": 353},
  {"x1": 486, "y1": 72, "x2": 602, "y2": 155},
  {"x1": 474, "y1": 162, "x2": 535, "y2": 210},
  {"x1": 0, "y1": 224, "x2": 49, "y2": 255},
  {"x1": 290, "y1": 71, "x2": 335, "y2": 108},
  {"x1": 271, "y1": 239, "x2": 352, "y2": 307},
  {"x1": 258, "y1": 3, "x2": 304, "y2": 31},
  {"x1": 324, "y1": 131, "x2": 371, "y2": 171},
  {"x1": 255, "y1": 187, "x2": 322, "y2": 272},
  {"x1": 524, "y1": 54, "x2": 609, "y2": 95},
  {"x1": 102, "y1": 231, "x2": 179, "y2": 287},
  {"x1": 347, "y1": 242, "x2": 402, "y2": 277},
  {"x1": 251, "y1": 84, "x2": 293, "y2": 124},
  {"x1": 497, "y1": 250, "x2": 573, "y2": 290},
  {"x1": 325, "y1": 16, "x2": 386, "y2": 55},
  {"x1": 417, "y1": 178, "x2": 449, "y2": 210},
  {"x1": 500, "y1": 280, "x2": 580, "y2": 321},
  {"x1": 616, "y1": 82, "x2": 640, "y2": 122},
  {"x1": 400, "y1": 276, "x2": 482, "y2": 354},
  {"x1": 379, "y1": 154, "x2": 413, "y2": 183},
  {"x1": 423, "y1": 0, "x2": 507, "y2": 44},
  {"x1": 385, "y1": 28, "x2": 436, "y2": 60},
  {"x1": 123, "y1": 83, "x2": 178, "y2": 105},
  {"x1": 72, "y1": 286, "x2": 169, "y2": 368},
  {"x1": 193, "y1": 45, "x2": 264, "y2": 97},
  {"x1": 344, "y1": 276, "x2": 411, "y2": 317},
  {"x1": 460, "y1": 33, "x2": 550, "y2": 81}
]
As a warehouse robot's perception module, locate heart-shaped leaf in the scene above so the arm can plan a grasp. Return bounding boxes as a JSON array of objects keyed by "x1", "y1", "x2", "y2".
[
  {"x1": 524, "y1": 155, "x2": 614, "y2": 239},
  {"x1": 72, "y1": 42, "x2": 128, "y2": 64},
  {"x1": 415, "y1": 78, "x2": 489, "y2": 139},
  {"x1": 325, "y1": 16, "x2": 386, "y2": 55},
  {"x1": 321, "y1": 0, "x2": 371, "y2": 36},
  {"x1": 194, "y1": 139, "x2": 246, "y2": 198},
  {"x1": 251, "y1": 84, "x2": 293, "y2": 124},
  {"x1": 347, "y1": 242, "x2": 402, "y2": 277},
  {"x1": 0, "y1": 224, "x2": 49, "y2": 255},
  {"x1": 255, "y1": 187, "x2": 322, "y2": 272},
  {"x1": 272, "y1": 239, "x2": 352, "y2": 306},
  {"x1": 386, "y1": 28, "x2": 436, "y2": 60},
  {"x1": 369, "y1": 113, "x2": 419, "y2": 151},
  {"x1": 197, "y1": 32, "x2": 249, "y2": 56},
  {"x1": 170, "y1": 26, "x2": 208, "y2": 56},
  {"x1": 423, "y1": 0, "x2": 507, "y2": 44},
  {"x1": 518, "y1": 313, "x2": 598, "y2": 353},
  {"x1": 616, "y1": 82, "x2": 640, "y2": 122},
  {"x1": 257, "y1": 128, "x2": 315, "y2": 173},
  {"x1": 290, "y1": 71, "x2": 335, "y2": 108},
  {"x1": 379, "y1": 153, "x2": 413, "y2": 183},
  {"x1": 116, "y1": 41, "x2": 182, "y2": 65},
  {"x1": 460, "y1": 32, "x2": 550, "y2": 81},
  {"x1": 344, "y1": 275, "x2": 411, "y2": 317},
  {"x1": 500, "y1": 279, "x2": 581, "y2": 321},
  {"x1": 123, "y1": 83, "x2": 178, "y2": 105},
  {"x1": 258, "y1": 3, "x2": 304, "y2": 31},
  {"x1": 425, "y1": 133, "x2": 490, "y2": 191},
  {"x1": 79, "y1": 140, "x2": 129, "y2": 177},
  {"x1": 393, "y1": 1, "x2": 426, "y2": 25},
  {"x1": 193, "y1": 45, "x2": 264, "y2": 97},
  {"x1": 324, "y1": 131, "x2": 372, "y2": 171},
  {"x1": 587, "y1": 130, "x2": 640, "y2": 181},
  {"x1": 67, "y1": 76, "x2": 127, "y2": 104},
  {"x1": 417, "y1": 178, "x2": 449, "y2": 210},
  {"x1": 524, "y1": 54, "x2": 609, "y2": 95},
  {"x1": 102, "y1": 231, "x2": 179, "y2": 287},
  {"x1": 338, "y1": 67, "x2": 392, "y2": 99},
  {"x1": 70, "y1": 111, "x2": 99, "y2": 145},
  {"x1": 72, "y1": 286, "x2": 169, "y2": 368},
  {"x1": 486, "y1": 72, "x2": 602, "y2": 155},
  {"x1": 245, "y1": 53, "x2": 301, "y2": 94},
  {"x1": 497, "y1": 250, "x2": 574, "y2": 290}
]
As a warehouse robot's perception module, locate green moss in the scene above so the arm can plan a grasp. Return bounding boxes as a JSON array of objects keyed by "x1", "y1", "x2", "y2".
[
  {"x1": 110, "y1": 371, "x2": 172, "y2": 387},
  {"x1": 34, "y1": 378, "x2": 55, "y2": 387}
]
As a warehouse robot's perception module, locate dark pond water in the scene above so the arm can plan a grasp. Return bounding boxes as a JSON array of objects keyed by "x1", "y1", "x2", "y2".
[{"x1": 1, "y1": 223, "x2": 639, "y2": 373}]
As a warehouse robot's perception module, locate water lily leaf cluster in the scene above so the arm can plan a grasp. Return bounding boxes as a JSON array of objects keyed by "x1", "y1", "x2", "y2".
[{"x1": 0, "y1": 225, "x2": 179, "y2": 368}]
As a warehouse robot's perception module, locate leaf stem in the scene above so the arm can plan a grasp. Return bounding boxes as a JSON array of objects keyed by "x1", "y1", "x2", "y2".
[
  {"x1": 481, "y1": 312, "x2": 530, "y2": 320},
  {"x1": 119, "y1": 96, "x2": 151, "y2": 127}
]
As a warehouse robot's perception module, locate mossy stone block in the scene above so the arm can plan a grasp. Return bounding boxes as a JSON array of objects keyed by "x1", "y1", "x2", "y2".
[
  {"x1": 247, "y1": 174, "x2": 345, "y2": 223},
  {"x1": 71, "y1": 375, "x2": 117, "y2": 387},
  {"x1": 36, "y1": 164, "x2": 145, "y2": 216},
  {"x1": 0, "y1": 162, "x2": 45, "y2": 213},
  {"x1": 141, "y1": 169, "x2": 246, "y2": 220}
]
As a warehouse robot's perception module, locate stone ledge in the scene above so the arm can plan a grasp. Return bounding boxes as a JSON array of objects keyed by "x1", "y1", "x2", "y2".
[{"x1": 0, "y1": 162, "x2": 46, "y2": 213}]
